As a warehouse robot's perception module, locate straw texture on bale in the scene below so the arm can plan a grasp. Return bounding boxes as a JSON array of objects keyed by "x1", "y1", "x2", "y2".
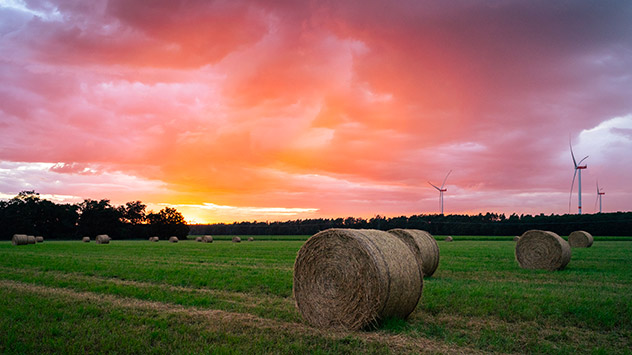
[
  {"x1": 388, "y1": 229, "x2": 440, "y2": 277},
  {"x1": 293, "y1": 228, "x2": 423, "y2": 330},
  {"x1": 568, "y1": 230, "x2": 593, "y2": 248},
  {"x1": 515, "y1": 230, "x2": 571, "y2": 271},
  {"x1": 232, "y1": 236, "x2": 241, "y2": 243},
  {"x1": 12, "y1": 234, "x2": 28, "y2": 246},
  {"x1": 35, "y1": 236, "x2": 44, "y2": 243},
  {"x1": 202, "y1": 235, "x2": 213, "y2": 243},
  {"x1": 513, "y1": 236, "x2": 520, "y2": 242},
  {"x1": 27, "y1": 235, "x2": 36, "y2": 244},
  {"x1": 195, "y1": 236, "x2": 202, "y2": 242},
  {"x1": 444, "y1": 236, "x2": 453, "y2": 242},
  {"x1": 82, "y1": 236, "x2": 90, "y2": 243},
  {"x1": 95, "y1": 234, "x2": 110, "y2": 244},
  {"x1": 248, "y1": 237, "x2": 254, "y2": 242},
  {"x1": 169, "y1": 236, "x2": 178, "y2": 243}
]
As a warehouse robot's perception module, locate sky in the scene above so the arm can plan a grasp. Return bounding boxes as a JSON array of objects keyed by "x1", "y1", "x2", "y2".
[{"x1": 1, "y1": 0, "x2": 631, "y2": 223}]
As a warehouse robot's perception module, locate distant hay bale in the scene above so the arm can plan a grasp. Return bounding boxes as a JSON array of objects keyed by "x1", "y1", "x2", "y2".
[
  {"x1": 82, "y1": 236, "x2": 90, "y2": 243},
  {"x1": 293, "y1": 228, "x2": 423, "y2": 330},
  {"x1": 513, "y1": 236, "x2": 520, "y2": 242},
  {"x1": 195, "y1": 236, "x2": 202, "y2": 242},
  {"x1": 568, "y1": 230, "x2": 593, "y2": 248},
  {"x1": 149, "y1": 236, "x2": 159, "y2": 242},
  {"x1": 95, "y1": 234, "x2": 110, "y2": 244},
  {"x1": 444, "y1": 236, "x2": 453, "y2": 242},
  {"x1": 169, "y1": 236, "x2": 178, "y2": 243},
  {"x1": 248, "y1": 237, "x2": 254, "y2": 242},
  {"x1": 232, "y1": 236, "x2": 241, "y2": 243},
  {"x1": 12, "y1": 234, "x2": 28, "y2": 246},
  {"x1": 202, "y1": 235, "x2": 213, "y2": 243},
  {"x1": 35, "y1": 236, "x2": 44, "y2": 243},
  {"x1": 27, "y1": 235, "x2": 36, "y2": 244},
  {"x1": 388, "y1": 229, "x2": 440, "y2": 277},
  {"x1": 515, "y1": 230, "x2": 571, "y2": 271}
]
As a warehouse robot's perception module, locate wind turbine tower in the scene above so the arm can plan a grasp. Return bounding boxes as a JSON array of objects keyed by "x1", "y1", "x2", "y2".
[
  {"x1": 569, "y1": 140, "x2": 588, "y2": 214},
  {"x1": 428, "y1": 170, "x2": 452, "y2": 215},
  {"x1": 596, "y1": 181, "x2": 605, "y2": 213}
]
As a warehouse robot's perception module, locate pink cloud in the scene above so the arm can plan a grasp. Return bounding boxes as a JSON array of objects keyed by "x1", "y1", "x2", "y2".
[{"x1": 1, "y1": 1, "x2": 631, "y2": 222}]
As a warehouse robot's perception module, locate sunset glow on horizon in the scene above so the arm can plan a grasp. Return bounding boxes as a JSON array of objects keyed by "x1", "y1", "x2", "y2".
[{"x1": 1, "y1": 1, "x2": 631, "y2": 223}]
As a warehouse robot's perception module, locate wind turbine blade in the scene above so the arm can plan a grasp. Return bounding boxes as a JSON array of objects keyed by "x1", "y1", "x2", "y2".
[
  {"x1": 569, "y1": 169, "x2": 578, "y2": 213},
  {"x1": 596, "y1": 180, "x2": 599, "y2": 194},
  {"x1": 428, "y1": 181, "x2": 441, "y2": 191},
  {"x1": 577, "y1": 156, "x2": 589, "y2": 166},
  {"x1": 569, "y1": 137, "x2": 578, "y2": 168},
  {"x1": 441, "y1": 170, "x2": 452, "y2": 189}
]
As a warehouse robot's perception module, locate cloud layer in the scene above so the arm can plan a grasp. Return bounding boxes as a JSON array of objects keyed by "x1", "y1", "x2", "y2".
[{"x1": 1, "y1": 0, "x2": 631, "y2": 222}]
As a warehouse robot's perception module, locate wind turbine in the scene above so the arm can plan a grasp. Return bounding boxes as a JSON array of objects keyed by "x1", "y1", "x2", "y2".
[
  {"x1": 569, "y1": 139, "x2": 588, "y2": 214},
  {"x1": 428, "y1": 170, "x2": 452, "y2": 215},
  {"x1": 595, "y1": 181, "x2": 605, "y2": 213}
]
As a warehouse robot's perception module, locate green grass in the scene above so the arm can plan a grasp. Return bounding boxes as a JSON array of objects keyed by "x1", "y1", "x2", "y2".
[{"x1": 0, "y1": 238, "x2": 631, "y2": 354}]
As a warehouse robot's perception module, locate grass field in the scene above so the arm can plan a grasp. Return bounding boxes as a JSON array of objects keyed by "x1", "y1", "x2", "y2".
[{"x1": 1, "y1": 236, "x2": 631, "y2": 354}]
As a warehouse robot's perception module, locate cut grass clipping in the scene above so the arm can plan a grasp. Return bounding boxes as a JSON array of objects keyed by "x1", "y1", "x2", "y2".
[
  {"x1": 293, "y1": 228, "x2": 423, "y2": 330},
  {"x1": 169, "y1": 236, "x2": 179, "y2": 243},
  {"x1": 568, "y1": 230, "x2": 594, "y2": 248},
  {"x1": 388, "y1": 229, "x2": 440, "y2": 277},
  {"x1": 95, "y1": 234, "x2": 111, "y2": 244},
  {"x1": 515, "y1": 230, "x2": 571, "y2": 271}
]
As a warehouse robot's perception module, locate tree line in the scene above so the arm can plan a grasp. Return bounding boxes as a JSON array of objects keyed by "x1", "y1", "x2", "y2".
[
  {"x1": 0, "y1": 191, "x2": 189, "y2": 240},
  {"x1": 190, "y1": 211, "x2": 632, "y2": 237}
]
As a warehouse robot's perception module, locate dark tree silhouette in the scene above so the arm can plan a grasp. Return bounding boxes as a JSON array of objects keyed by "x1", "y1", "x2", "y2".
[{"x1": 146, "y1": 207, "x2": 189, "y2": 239}]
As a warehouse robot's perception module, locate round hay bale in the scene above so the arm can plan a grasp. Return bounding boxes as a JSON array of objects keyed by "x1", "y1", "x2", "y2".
[
  {"x1": 513, "y1": 236, "x2": 520, "y2": 242},
  {"x1": 293, "y1": 228, "x2": 423, "y2": 330},
  {"x1": 202, "y1": 235, "x2": 213, "y2": 243},
  {"x1": 95, "y1": 234, "x2": 110, "y2": 244},
  {"x1": 232, "y1": 236, "x2": 241, "y2": 243},
  {"x1": 248, "y1": 237, "x2": 254, "y2": 242},
  {"x1": 169, "y1": 236, "x2": 178, "y2": 243},
  {"x1": 388, "y1": 229, "x2": 440, "y2": 278},
  {"x1": 35, "y1": 236, "x2": 44, "y2": 243},
  {"x1": 568, "y1": 230, "x2": 593, "y2": 248},
  {"x1": 444, "y1": 236, "x2": 453, "y2": 242},
  {"x1": 12, "y1": 234, "x2": 28, "y2": 246},
  {"x1": 195, "y1": 236, "x2": 202, "y2": 242},
  {"x1": 515, "y1": 230, "x2": 571, "y2": 271},
  {"x1": 82, "y1": 236, "x2": 90, "y2": 243},
  {"x1": 27, "y1": 235, "x2": 36, "y2": 244},
  {"x1": 150, "y1": 236, "x2": 159, "y2": 242}
]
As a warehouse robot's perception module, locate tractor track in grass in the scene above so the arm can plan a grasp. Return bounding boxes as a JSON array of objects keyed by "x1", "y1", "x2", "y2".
[{"x1": 0, "y1": 279, "x2": 488, "y2": 354}]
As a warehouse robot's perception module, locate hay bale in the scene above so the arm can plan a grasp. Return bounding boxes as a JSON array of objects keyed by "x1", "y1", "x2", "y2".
[
  {"x1": 149, "y1": 236, "x2": 159, "y2": 242},
  {"x1": 12, "y1": 234, "x2": 28, "y2": 246},
  {"x1": 515, "y1": 230, "x2": 571, "y2": 271},
  {"x1": 232, "y1": 236, "x2": 241, "y2": 243},
  {"x1": 95, "y1": 234, "x2": 110, "y2": 244},
  {"x1": 513, "y1": 236, "x2": 520, "y2": 242},
  {"x1": 202, "y1": 235, "x2": 213, "y2": 243},
  {"x1": 248, "y1": 237, "x2": 254, "y2": 242},
  {"x1": 169, "y1": 236, "x2": 178, "y2": 243},
  {"x1": 35, "y1": 236, "x2": 44, "y2": 243},
  {"x1": 388, "y1": 229, "x2": 440, "y2": 277},
  {"x1": 568, "y1": 230, "x2": 593, "y2": 248},
  {"x1": 82, "y1": 236, "x2": 90, "y2": 243},
  {"x1": 293, "y1": 228, "x2": 423, "y2": 330},
  {"x1": 444, "y1": 236, "x2": 453, "y2": 242},
  {"x1": 195, "y1": 236, "x2": 202, "y2": 242}
]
